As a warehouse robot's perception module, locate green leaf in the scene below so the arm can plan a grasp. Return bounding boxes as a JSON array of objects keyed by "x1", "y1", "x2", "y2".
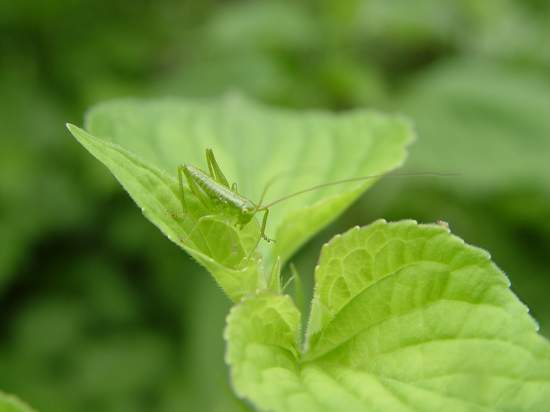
[
  {"x1": 0, "y1": 392, "x2": 35, "y2": 412},
  {"x1": 388, "y1": 60, "x2": 550, "y2": 336},
  {"x1": 400, "y1": 60, "x2": 550, "y2": 195},
  {"x1": 225, "y1": 220, "x2": 550, "y2": 412},
  {"x1": 67, "y1": 96, "x2": 412, "y2": 301}
]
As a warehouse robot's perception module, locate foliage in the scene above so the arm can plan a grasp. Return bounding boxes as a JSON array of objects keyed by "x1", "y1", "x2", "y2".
[
  {"x1": 227, "y1": 221, "x2": 550, "y2": 411},
  {"x1": 1, "y1": 0, "x2": 550, "y2": 410},
  {"x1": 67, "y1": 98, "x2": 550, "y2": 411},
  {"x1": 362, "y1": 59, "x2": 550, "y2": 334},
  {"x1": 68, "y1": 96, "x2": 412, "y2": 300}
]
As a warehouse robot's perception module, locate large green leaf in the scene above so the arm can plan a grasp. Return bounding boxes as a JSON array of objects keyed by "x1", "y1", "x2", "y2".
[
  {"x1": 67, "y1": 96, "x2": 412, "y2": 301},
  {"x1": 396, "y1": 59, "x2": 550, "y2": 243},
  {"x1": 225, "y1": 220, "x2": 550, "y2": 412},
  {"x1": 385, "y1": 60, "x2": 550, "y2": 335},
  {"x1": 400, "y1": 60, "x2": 550, "y2": 195}
]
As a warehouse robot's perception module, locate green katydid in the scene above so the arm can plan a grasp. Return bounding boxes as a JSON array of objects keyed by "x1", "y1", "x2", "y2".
[
  {"x1": 177, "y1": 149, "x2": 455, "y2": 251},
  {"x1": 177, "y1": 149, "x2": 273, "y2": 249}
]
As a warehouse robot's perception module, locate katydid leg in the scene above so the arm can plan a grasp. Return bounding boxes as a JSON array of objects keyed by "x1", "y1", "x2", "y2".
[
  {"x1": 206, "y1": 148, "x2": 230, "y2": 187},
  {"x1": 246, "y1": 208, "x2": 274, "y2": 260},
  {"x1": 206, "y1": 152, "x2": 215, "y2": 179}
]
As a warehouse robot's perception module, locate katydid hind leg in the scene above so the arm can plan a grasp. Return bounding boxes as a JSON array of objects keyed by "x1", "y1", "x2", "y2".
[
  {"x1": 206, "y1": 148, "x2": 230, "y2": 188},
  {"x1": 206, "y1": 149, "x2": 215, "y2": 179}
]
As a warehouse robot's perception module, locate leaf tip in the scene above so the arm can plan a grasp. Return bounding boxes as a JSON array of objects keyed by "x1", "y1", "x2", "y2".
[
  {"x1": 65, "y1": 122, "x2": 79, "y2": 133},
  {"x1": 66, "y1": 123, "x2": 88, "y2": 141}
]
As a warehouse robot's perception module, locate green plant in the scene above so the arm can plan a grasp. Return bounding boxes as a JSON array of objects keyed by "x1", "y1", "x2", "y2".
[
  {"x1": 65, "y1": 95, "x2": 550, "y2": 411},
  {"x1": 67, "y1": 95, "x2": 412, "y2": 300}
]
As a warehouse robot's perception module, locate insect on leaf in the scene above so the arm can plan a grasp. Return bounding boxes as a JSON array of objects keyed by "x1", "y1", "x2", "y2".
[{"x1": 67, "y1": 95, "x2": 413, "y2": 301}]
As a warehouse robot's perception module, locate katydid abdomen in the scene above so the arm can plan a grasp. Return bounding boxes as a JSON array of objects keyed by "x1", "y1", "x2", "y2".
[{"x1": 182, "y1": 164, "x2": 256, "y2": 226}]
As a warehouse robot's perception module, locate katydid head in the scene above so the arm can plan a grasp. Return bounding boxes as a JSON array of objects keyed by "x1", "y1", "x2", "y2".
[{"x1": 237, "y1": 203, "x2": 256, "y2": 226}]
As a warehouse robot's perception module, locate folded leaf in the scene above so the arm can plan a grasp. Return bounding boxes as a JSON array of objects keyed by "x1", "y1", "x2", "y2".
[{"x1": 68, "y1": 96, "x2": 412, "y2": 300}]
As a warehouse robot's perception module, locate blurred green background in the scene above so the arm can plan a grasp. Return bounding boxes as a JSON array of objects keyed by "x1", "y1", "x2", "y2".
[{"x1": 1, "y1": 1, "x2": 549, "y2": 411}]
